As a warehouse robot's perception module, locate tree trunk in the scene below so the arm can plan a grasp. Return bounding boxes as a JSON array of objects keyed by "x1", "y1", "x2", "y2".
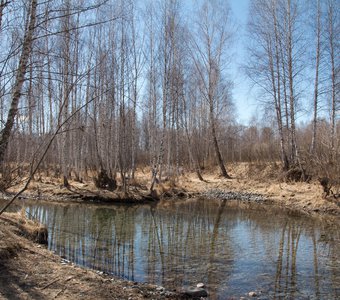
[
  {"x1": 287, "y1": 0, "x2": 298, "y2": 165},
  {"x1": 311, "y1": 0, "x2": 321, "y2": 154},
  {"x1": 187, "y1": 133, "x2": 204, "y2": 181},
  {"x1": 183, "y1": 101, "x2": 204, "y2": 181},
  {"x1": 209, "y1": 104, "x2": 230, "y2": 178},
  {"x1": 0, "y1": 0, "x2": 9, "y2": 31},
  {"x1": 61, "y1": 4, "x2": 71, "y2": 187},
  {"x1": 328, "y1": 2, "x2": 337, "y2": 163},
  {"x1": 0, "y1": 0, "x2": 38, "y2": 168},
  {"x1": 273, "y1": 5, "x2": 289, "y2": 170}
]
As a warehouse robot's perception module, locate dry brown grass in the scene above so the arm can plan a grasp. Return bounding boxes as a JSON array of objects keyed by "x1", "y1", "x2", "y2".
[
  {"x1": 0, "y1": 211, "x2": 48, "y2": 250},
  {"x1": 177, "y1": 162, "x2": 340, "y2": 215},
  {"x1": 4, "y1": 162, "x2": 340, "y2": 215}
]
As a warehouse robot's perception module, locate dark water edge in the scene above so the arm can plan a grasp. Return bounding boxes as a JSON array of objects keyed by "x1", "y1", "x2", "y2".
[{"x1": 1, "y1": 197, "x2": 340, "y2": 299}]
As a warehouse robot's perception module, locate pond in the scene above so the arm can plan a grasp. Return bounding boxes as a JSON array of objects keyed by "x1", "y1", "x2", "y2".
[{"x1": 13, "y1": 198, "x2": 340, "y2": 299}]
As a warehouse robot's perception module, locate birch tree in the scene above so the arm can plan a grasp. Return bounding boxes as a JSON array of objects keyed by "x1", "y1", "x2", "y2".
[
  {"x1": 325, "y1": 0, "x2": 339, "y2": 163},
  {"x1": 310, "y1": 0, "x2": 322, "y2": 154},
  {"x1": 0, "y1": 0, "x2": 38, "y2": 170},
  {"x1": 190, "y1": 0, "x2": 233, "y2": 178},
  {"x1": 246, "y1": 0, "x2": 306, "y2": 171}
]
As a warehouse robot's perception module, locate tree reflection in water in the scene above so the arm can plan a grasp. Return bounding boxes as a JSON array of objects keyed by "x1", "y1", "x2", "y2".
[
  {"x1": 25, "y1": 199, "x2": 340, "y2": 299},
  {"x1": 274, "y1": 222, "x2": 302, "y2": 298},
  {"x1": 273, "y1": 219, "x2": 339, "y2": 300}
]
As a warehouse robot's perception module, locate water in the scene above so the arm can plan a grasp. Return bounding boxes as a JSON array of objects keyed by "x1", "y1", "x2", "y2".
[{"x1": 8, "y1": 198, "x2": 340, "y2": 299}]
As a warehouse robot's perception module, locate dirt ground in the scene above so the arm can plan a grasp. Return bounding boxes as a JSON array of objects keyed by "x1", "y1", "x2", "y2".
[
  {"x1": 1, "y1": 162, "x2": 339, "y2": 300},
  {"x1": 0, "y1": 213, "x2": 184, "y2": 300}
]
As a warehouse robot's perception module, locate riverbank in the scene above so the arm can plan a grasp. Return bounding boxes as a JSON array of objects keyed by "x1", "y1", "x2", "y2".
[
  {"x1": 4, "y1": 163, "x2": 340, "y2": 216},
  {"x1": 0, "y1": 212, "x2": 185, "y2": 300},
  {"x1": 182, "y1": 163, "x2": 340, "y2": 216}
]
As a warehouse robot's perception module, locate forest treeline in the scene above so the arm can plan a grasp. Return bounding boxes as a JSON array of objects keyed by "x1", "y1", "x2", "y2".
[{"x1": 0, "y1": 0, "x2": 339, "y2": 191}]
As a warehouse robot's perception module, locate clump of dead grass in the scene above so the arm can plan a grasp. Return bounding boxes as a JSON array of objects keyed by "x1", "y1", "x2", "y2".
[
  {"x1": 236, "y1": 162, "x2": 281, "y2": 180},
  {"x1": 17, "y1": 209, "x2": 48, "y2": 244},
  {"x1": 1, "y1": 210, "x2": 48, "y2": 246}
]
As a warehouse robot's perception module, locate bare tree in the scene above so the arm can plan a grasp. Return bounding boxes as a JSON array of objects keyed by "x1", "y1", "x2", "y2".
[
  {"x1": 0, "y1": 0, "x2": 38, "y2": 169},
  {"x1": 189, "y1": 0, "x2": 233, "y2": 178},
  {"x1": 325, "y1": 0, "x2": 339, "y2": 163},
  {"x1": 183, "y1": 72, "x2": 204, "y2": 181},
  {"x1": 310, "y1": 0, "x2": 322, "y2": 154},
  {"x1": 148, "y1": 0, "x2": 183, "y2": 190},
  {"x1": 246, "y1": 0, "x2": 306, "y2": 171}
]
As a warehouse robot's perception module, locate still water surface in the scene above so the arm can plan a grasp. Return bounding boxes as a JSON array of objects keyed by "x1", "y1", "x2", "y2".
[{"x1": 23, "y1": 199, "x2": 340, "y2": 299}]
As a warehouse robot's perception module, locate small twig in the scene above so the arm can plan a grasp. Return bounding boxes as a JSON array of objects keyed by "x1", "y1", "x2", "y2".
[
  {"x1": 65, "y1": 276, "x2": 74, "y2": 282},
  {"x1": 54, "y1": 289, "x2": 64, "y2": 298},
  {"x1": 41, "y1": 278, "x2": 60, "y2": 290}
]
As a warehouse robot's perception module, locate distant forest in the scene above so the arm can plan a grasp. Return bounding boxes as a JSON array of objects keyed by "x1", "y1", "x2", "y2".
[{"x1": 0, "y1": 0, "x2": 339, "y2": 190}]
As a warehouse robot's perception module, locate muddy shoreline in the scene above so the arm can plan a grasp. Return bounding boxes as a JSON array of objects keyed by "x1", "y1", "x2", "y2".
[
  {"x1": 2, "y1": 163, "x2": 340, "y2": 217},
  {"x1": 2, "y1": 179, "x2": 340, "y2": 218},
  {"x1": 0, "y1": 212, "x2": 189, "y2": 300},
  {"x1": 3, "y1": 179, "x2": 339, "y2": 217}
]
